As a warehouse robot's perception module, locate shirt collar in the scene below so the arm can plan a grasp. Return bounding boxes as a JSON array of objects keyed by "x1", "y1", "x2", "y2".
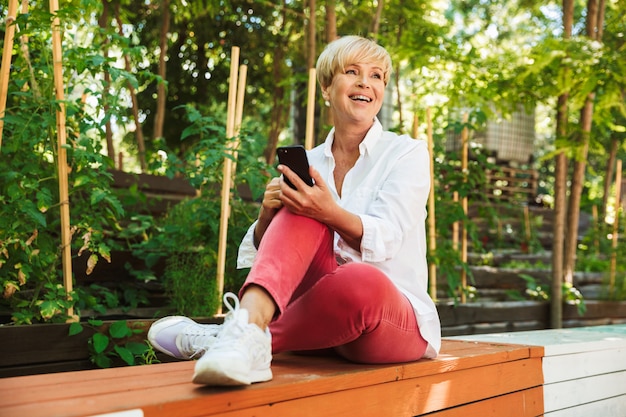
[{"x1": 323, "y1": 118, "x2": 383, "y2": 158}]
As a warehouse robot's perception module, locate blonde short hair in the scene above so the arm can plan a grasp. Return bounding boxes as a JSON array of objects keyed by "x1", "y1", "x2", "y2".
[{"x1": 316, "y1": 36, "x2": 392, "y2": 89}]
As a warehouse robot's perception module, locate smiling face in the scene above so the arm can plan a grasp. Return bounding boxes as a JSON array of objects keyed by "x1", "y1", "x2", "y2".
[
  {"x1": 316, "y1": 36, "x2": 392, "y2": 128},
  {"x1": 322, "y1": 62, "x2": 386, "y2": 125}
]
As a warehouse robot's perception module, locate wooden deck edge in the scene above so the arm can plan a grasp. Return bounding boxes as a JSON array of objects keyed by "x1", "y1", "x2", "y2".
[{"x1": 0, "y1": 339, "x2": 544, "y2": 417}]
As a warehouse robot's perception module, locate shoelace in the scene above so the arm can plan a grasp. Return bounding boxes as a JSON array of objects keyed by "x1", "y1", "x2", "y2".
[
  {"x1": 211, "y1": 292, "x2": 248, "y2": 350},
  {"x1": 179, "y1": 324, "x2": 219, "y2": 358},
  {"x1": 223, "y1": 291, "x2": 240, "y2": 313}
]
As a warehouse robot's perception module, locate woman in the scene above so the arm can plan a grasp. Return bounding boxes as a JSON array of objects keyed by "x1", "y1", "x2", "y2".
[{"x1": 148, "y1": 35, "x2": 441, "y2": 386}]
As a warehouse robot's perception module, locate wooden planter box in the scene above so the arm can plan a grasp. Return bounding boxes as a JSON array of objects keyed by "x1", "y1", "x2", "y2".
[
  {"x1": 1, "y1": 301, "x2": 626, "y2": 378},
  {"x1": 439, "y1": 300, "x2": 626, "y2": 336}
]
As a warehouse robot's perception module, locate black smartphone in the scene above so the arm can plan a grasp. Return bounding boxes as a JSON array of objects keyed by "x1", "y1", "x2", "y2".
[{"x1": 276, "y1": 145, "x2": 314, "y2": 190}]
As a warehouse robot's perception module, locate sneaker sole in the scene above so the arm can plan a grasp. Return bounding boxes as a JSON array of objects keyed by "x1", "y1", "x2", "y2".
[
  {"x1": 147, "y1": 316, "x2": 196, "y2": 359},
  {"x1": 192, "y1": 359, "x2": 273, "y2": 386}
]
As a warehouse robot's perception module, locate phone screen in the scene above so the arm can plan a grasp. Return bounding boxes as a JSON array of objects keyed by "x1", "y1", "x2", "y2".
[{"x1": 276, "y1": 145, "x2": 314, "y2": 189}]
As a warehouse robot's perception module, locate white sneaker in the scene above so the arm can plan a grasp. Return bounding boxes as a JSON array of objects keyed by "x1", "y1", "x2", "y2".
[
  {"x1": 148, "y1": 316, "x2": 220, "y2": 360},
  {"x1": 192, "y1": 292, "x2": 272, "y2": 386}
]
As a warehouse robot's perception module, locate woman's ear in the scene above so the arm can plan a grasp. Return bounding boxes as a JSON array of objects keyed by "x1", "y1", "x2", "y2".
[{"x1": 321, "y1": 86, "x2": 330, "y2": 101}]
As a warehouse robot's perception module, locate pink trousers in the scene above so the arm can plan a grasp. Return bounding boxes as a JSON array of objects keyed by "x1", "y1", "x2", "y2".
[{"x1": 240, "y1": 209, "x2": 428, "y2": 364}]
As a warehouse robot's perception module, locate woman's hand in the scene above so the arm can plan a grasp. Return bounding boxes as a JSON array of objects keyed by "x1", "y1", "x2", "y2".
[
  {"x1": 279, "y1": 164, "x2": 364, "y2": 252},
  {"x1": 278, "y1": 165, "x2": 336, "y2": 223},
  {"x1": 261, "y1": 177, "x2": 283, "y2": 213}
]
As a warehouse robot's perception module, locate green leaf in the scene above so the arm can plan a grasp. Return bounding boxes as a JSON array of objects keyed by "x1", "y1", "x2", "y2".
[
  {"x1": 125, "y1": 341, "x2": 150, "y2": 356},
  {"x1": 114, "y1": 345, "x2": 135, "y2": 366},
  {"x1": 90, "y1": 189, "x2": 107, "y2": 205},
  {"x1": 92, "y1": 333, "x2": 109, "y2": 354},
  {"x1": 36, "y1": 188, "x2": 52, "y2": 213},
  {"x1": 23, "y1": 204, "x2": 47, "y2": 228},
  {"x1": 68, "y1": 322, "x2": 84, "y2": 336},
  {"x1": 38, "y1": 300, "x2": 60, "y2": 320},
  {"x1": 109, "y1": 320, "x2": 132, "y2": 339},
  {"x1": 73, "y1": 175, "x2": 91, "y2": 188},
  {"x1": 88, "y1": 319, "x2": 104, "y2": 327},
  {"x1": 93, "y1": 353, "x2": 112, "y2": 369}
]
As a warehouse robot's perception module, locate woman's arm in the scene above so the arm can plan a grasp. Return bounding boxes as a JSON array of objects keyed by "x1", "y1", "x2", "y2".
[{"x1": 278, "y1": 165, "x2": 364, "y2": 252}]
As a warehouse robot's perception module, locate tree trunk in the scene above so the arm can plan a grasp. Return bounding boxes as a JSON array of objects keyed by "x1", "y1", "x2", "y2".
[
  {"x1": 264, "y1": 45, "x2": 288, "y2": 165},
  {"x1": 563, "y1": 0, "x2": 604, "y2": 285},
  {"x1": 395, "y1": 63, "x2": 403, "y2": 130},
  {"x1": 307, "y1": 0, "x2": 316, "y2": 70},
  {"x1": 263, "y1": 2, "x2": 290, "y2": 165},
  {"x1": 99, "y1": 0, "x2": 115, "y2": 162},
  {"x1": 370, "y1": 0, "x2": 384, "y2": 37},
  {"x1": 602, "y1": 137, "x2": 619, "y2": 219},
  {"x1": 153, "y1": 0, "x2": 170, "y2": 142},
  {"x1": 114, "y1": 4, "x2": 147, "y2": 172},
  {"x1": 326, "y1": 0, "x2": 336, "y2": 42},
  {"x1": 551, "y1": 0, "x2": 574, "y2": 329},
  {"x1": 322, "y1": 1, "x2": 337, "y2": 130}
]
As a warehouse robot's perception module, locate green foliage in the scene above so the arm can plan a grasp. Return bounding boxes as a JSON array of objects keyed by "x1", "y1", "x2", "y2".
[
  {"x1": 506, "y1": 273, "x2": 586, "y2": 316},
  {"x1": 500, "y1": 259, "x2": 549, "y2": 270},
  {"x1": 69, "y1": 319, "x2": 159, "y2": 368},
  {"x1": 122, "y1": 104, "x2": 271, "y2": 314},
  {"x1": 73, "y1": 284, "x2": 150, "y2": 316},
  {"x1": 163, "y1": 252, "x2": 219, "y2": 317},
  {"x1": 0, "y1": 5, "x2": 133, "y2": 324},
  {"x1": 428, "y1": 117, "x2": 505, "y2": 300}
]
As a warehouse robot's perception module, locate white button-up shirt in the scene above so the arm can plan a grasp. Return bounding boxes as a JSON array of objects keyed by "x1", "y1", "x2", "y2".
[{"x1": 238, "y1": 119, "x2": 441, "y2": 358}]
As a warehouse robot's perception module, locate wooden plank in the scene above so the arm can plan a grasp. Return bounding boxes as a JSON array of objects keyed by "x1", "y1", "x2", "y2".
[
  {"x1": 543, "y1": 370, "x2": 626, "y2": 413},
  {"x1": 543, "y1": 346, "x2": 626, "y2": 383},
  {"x1": 146, "y1": 358, "x2": 543, "y2": 417},
  {"x1": 0, "y1": 341, "x2": 542, "y2": 417},
  {"x1": 0, "y1": 362, "x2": 194, "y2": 407},
  {"x1": 451, "y1": 325, "x2": 626, "y2": 356},
  {"x1": 544, "y1": 394, "x2": 626, "y2": 417},
  {"x1": 543, "y1": 371, "x2": 626, "y2": 415},
  {"x1": 424, "y1": 386, "x2": 544, "y2": 417},
  {"x1": 0, "y1": 322, "x2": 96, "y2": 368},
  {"x1": 110, "y1": 170, "x2": 196, "y2": 196}
]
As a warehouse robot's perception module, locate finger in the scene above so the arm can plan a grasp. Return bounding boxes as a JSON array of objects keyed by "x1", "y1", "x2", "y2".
[
  {"x1": 309, "y1": 166, "x2": 324, "y2": 188},
  {"x1": 278, "y1": 164, "x2": 306, "y2": 191}
]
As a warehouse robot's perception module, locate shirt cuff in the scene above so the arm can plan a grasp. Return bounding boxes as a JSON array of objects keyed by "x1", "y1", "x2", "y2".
[{"x1": 236, "y1": 221, "x2": 258, "y2": 269}]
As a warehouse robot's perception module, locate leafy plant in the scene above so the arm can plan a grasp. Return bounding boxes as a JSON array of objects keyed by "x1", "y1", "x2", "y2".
[
  {"x1": 120, "y1": 104, "x2": 271, "y2": 314},
  {"x1": 506, "y1": 273, "x2": 586, "y2": 316},
  {"x1": 500, "y1": 259, "x2": 550, "y2": 270},
  {"x1": 69, "y1": 319, "x2": 158, "y2": 368},
  {"x1": 0, "y1": 5, "x2": 139, "y2": 324}
]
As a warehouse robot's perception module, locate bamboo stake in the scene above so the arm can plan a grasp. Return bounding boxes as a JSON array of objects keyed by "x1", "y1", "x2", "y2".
[
  {"x1": 0, "y1": 0, "x2": 19, "y2": 149},
  {"x1": 232, "y1": 64, "x2": 248, "y2": 165},
  {"x1": 524, "y1": 205, "x2": 531, "y2": 252},
  {"x1": 591, "y1": 205, "x2": 599, "y2": 254},
  {"x1": 452, "y1": 192, "x2": 459, "y2": 251},
  {"x1": 49, "y1": 0, "x2": 75, "y2": 320},
  {"x1": 426, "y1": 108, "x2": 437, "y2": 300},
  {"x1": 304, "y1": 68, "x2": 316, "y2": 150},
  {"x1": 18, "y1": 0, "x2": 40, "y2": 99},
  {"x1": 460, "y1": 113, "x2": 469, "y2": 303},
  {"x1": 216, "y1": 47, "x2": 240, "y2": 313},
  {"x1": 609, "y1": 159, "x2": 622, "y2": 295}
]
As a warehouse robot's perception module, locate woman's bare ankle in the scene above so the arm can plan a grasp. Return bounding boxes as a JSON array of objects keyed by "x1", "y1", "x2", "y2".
[{"x1": 240, "y1": 285, "x2": 276, "y2": 330}]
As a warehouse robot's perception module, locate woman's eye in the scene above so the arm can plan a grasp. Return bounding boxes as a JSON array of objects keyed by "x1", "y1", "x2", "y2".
[
  {"x1": 345, "y1": 69, "x2": 357, "y2": 75},
  {"x1": 372, "y1": 73, "x2": 382, "y2": 79}
]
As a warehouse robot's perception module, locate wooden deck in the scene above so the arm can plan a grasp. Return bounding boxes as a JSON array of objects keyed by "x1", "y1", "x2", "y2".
[
  {"x1": 451, "y1": 324, "x2": 626, "y2": 417},
  {"x1": 0, "y1": 339, "x2": 544, "y2": 417}
]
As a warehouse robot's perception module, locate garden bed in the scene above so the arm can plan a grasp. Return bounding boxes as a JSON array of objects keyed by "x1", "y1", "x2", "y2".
[{"x1": 2, "y1": 300, "x2": 626, "y2": 378}]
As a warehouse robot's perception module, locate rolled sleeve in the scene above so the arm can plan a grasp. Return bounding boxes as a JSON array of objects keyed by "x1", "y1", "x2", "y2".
[
  {"x1": 358, "y1": 213, "x2": 394, "y2": 262},
  {"x1": 236, "y1": 221, "x2": 258, "y2": 269},
  {"x1": 353, "y1": 142, "x2": 430, "y2": 263}
]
